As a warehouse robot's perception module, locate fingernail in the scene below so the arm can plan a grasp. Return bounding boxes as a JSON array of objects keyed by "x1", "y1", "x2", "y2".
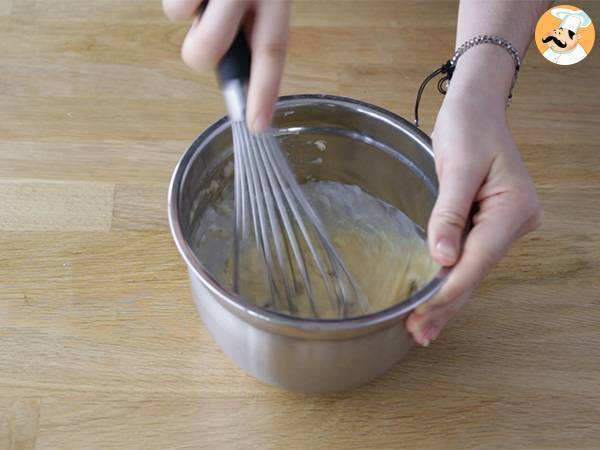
[
  {"x1": 435, "y1": 238, "x2": 457, "y2": 265},
  {"x1": 415, "y1": 326, "x2": 437, "y2": 347},
  {"x1": 422, "y1": 325, "x2": 439, "y2": 343},
  {"x1": 413, "y1": 332, "x2": 429, "y2": 347}
]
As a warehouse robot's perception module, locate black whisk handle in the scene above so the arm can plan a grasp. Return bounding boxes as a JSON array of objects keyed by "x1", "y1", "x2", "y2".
[
  {"x1": 197, "y1": 1, "x2": 252, "y2": 86},
  {"x1": 217, "y1": 29, "x2": 252, "y2": 86}
]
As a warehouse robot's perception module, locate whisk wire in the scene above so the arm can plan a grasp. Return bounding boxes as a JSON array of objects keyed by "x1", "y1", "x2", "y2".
[
  {"x1": 257, "y1": 134, "x2": 320, "y2": 317},
  {"x1": 232, "y1": 123, "x2": 250, "y2": 293},
  {"x1": 219, "y1": 37, "x2": 369, "y2": 318},
  {"x1": 231, "y1": 119, "x2": 371, "y2": 318},
  {"x1": 238, "y1": 126, "x2": 286, "y2": 307},
  {"x1": 260, "y1": 133, "x2": 347, "y2": 316},
  {"x1": 247, "y1": 130, "x2": 296, "y2": 313},
  {"x1": 234, "y1": 123, "x2": 274, "y2": 302}
]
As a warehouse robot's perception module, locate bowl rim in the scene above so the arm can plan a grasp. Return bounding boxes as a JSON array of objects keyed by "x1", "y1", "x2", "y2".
[{"x1": 168, "y1": 94, "x2": 450, "y2": 337}]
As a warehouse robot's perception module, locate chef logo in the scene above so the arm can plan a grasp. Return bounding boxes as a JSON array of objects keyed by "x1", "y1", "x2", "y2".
[{"x1": 535, "y1": 5, "x2": 595, "y2": 65}]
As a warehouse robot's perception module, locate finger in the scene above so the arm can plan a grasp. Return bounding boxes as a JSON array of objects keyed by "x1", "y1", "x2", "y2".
[
  {"x1": 409, "y1": 203, "x2": 520, "y2": 345},
  {"x1": 406, "y1": 291, "x2": 471, "y2": 346},
  {"x1": 428, "y1": 157, "x2": 485, "y2": 267},
  {"x1": 418, "y1": 163, "x2": 542, "y2": 316},
  {"x1": 424, "y1": 197, "x2": 525, "y2": 315},
  {"x1": 181, "y1": 0, "x2": 250, "y2": 71},
  {"x1": 246, "y1": 0, "x2": 290, "y2": 133},
  {"x1": 163, "y1": 0, "x2": 203, "y2": 22}
]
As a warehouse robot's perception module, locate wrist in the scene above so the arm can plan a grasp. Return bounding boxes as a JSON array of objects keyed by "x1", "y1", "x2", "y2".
[{"x1": 445, "y1": 44, "x2": 517, "y2": 113}]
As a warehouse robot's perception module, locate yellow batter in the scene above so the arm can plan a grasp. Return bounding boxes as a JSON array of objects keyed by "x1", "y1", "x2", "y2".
[{"x1": 193, "y1": 180, "x2": 439, "y2": 319}]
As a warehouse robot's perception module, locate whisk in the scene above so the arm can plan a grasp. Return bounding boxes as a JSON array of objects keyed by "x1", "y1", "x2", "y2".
[{"x1": 216, "y1": 30, "x2": 371, "y2": 319}]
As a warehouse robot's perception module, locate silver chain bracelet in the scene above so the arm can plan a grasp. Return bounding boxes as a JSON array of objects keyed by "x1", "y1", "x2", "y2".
[{"x1": 414, "y1": 35, "x2": 521, "y2": 127}]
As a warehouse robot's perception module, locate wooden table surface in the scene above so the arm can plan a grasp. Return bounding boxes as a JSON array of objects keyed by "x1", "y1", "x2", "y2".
[{"x1": 1, "y1": 0, "x2": 599, "y2": 448}]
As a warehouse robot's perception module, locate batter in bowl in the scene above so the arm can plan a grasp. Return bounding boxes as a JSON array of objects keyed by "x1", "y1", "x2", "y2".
[{"x1": 192, "y1": 179, "x2": 439, "y2": 319}]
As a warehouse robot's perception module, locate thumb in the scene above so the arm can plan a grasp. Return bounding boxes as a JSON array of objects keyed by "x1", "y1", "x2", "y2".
[{"x1": 428, "y1": 159, "x2": 483, "y2": 266}]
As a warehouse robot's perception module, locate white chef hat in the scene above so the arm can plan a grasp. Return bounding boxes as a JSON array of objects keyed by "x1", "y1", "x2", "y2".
[{"x1": 551, "y1": 7, "x2": 592, "y2": 34}]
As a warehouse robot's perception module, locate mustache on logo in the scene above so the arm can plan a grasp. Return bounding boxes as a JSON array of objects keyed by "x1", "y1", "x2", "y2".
[{"x1": 542, "y1": 35, "x2": 567, "y2": 48}]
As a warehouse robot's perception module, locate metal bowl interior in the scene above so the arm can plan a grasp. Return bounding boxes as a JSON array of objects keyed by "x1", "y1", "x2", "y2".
[{"x1": 168, "y1": 94, "x2": 448, "y2": 338}]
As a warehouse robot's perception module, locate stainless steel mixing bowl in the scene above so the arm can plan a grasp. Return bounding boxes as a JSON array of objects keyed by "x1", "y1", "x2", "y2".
[{"x1": 168, "y1": 94, "x2": 448, "y2": 393}]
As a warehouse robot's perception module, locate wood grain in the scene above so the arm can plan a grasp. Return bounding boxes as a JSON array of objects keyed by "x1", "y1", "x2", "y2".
[
  {"x1": 0, "y1": 181, "x2": 114, "y2": 231},
  {"x1": 1, "y1": 0, "x2": 599, "y2": 449}
]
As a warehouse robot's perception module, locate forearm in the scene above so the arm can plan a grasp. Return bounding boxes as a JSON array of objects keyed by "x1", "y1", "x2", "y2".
[{"x1": 447, "y1": 0, "x2": 552, "y2": 109}]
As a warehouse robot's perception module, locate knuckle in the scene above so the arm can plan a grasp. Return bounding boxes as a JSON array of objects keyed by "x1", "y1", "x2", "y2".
[
  {"x1": 258, "y1": 40, "x2": 288, "y2": 60},
  {"x1": 515, "y1": 188, "x2": 544, "y2": 232},
  {"x1": 437, "y1": 157, "x2": 485, "y2": 184},
  {"x1": 182, "y1": 35, "x2": 219, "y2": 70},
  {"x1": 181, "y1": 43, "x2": 201, "y2": 69},
  {"x1": 163, "y1": 0, "x2": 195, "y2": 21},
  {"x1": 434, "y1": 209, "x2": 467, "y2": 230},
  {"x1": 162, "y1": 0, "x2": 177, "y2": 20},
  {"x1": 447, "y1": 158, "x2": 483, "y2": 176}
]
